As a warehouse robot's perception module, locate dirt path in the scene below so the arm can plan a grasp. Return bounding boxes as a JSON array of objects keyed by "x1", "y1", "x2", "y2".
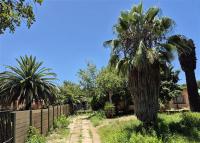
[{"x1": 67, "y1": 115, "x2": 101, "y2": 143}]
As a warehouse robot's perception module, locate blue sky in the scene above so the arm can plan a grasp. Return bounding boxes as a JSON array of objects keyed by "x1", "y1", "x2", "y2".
[{"x1": 0, "y1": 0, "x2": 200, "y2": 85}]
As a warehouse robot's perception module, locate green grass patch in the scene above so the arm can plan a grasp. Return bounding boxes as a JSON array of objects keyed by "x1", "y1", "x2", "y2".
[
  {"x1": 53, "y1": 115, "x2": 70, "y2": 129},
  {"x1": 98, "y1": 112, "x2": 200, "y2": 143},
  {"x1": 25, "y1": 126, "x2": 46, "y2": 143},
  {"x1": 46, "y1": 115, "x2": 70, "y2": 142},
  {"x1": 89, "y1": 110, "x2": 106, "y2": 127}
]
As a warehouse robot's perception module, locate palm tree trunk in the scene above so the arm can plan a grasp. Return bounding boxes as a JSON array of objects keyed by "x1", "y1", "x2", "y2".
[
  {"x1": 129, "y1": 63, "x2": 160, "y2": 126},
  {"x1": 185, "y1": 70, "x2": 200, "y2": 111}
]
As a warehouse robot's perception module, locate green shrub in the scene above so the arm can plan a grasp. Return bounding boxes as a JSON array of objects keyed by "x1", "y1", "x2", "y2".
[
  {"x1": 25, "y1": 126, "x2": 46, "y2": 143},
  {"x1": 54, "y1": 115, "x2": 70, "y2": 129},
  {"x1": 91, "y1": 95, "x2": 106, "y2": 111},
  {"x1": 90, "y1": 110, "x2": 105, "y2": 126},
  {"x1": 93, "y1": 110, "x2": 106, "y2": 118},
  {"x1": 166, "y1": 134, "x2": 193, "y2": 143},
  {"x1": 181, "y1": 112, "x2": 200, "y2": 129},
  {"x1": 104, "y1": 102, "x2": 115, "y2": 118}
]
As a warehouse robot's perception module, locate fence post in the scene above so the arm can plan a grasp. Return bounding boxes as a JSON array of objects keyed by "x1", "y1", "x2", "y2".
[
  {"x1": 48, "y1": 106, "x2": 50, "y2": 132},
  {"x1": 63, "y1": 105, "x2": 65, "y2": 115},
  {"x1": 66, "y1": 105, "x2": 68, "y2": 115},
  {"x1": 41, "y1": 109, "x2": 43, "y2": 134},
  {"x1": 11, "y1": 112, "x2": 16, "y2": 143},
  {"x1": 60, "y1": 105, "x2": 61, "y2": 115},
  {"x1": 30, "y1": 109, "x2": 32, "y2": 126},
  {"x1": 65, "y1": 105, "x2": 67, "y2": 115},
  {"x1": 57, "y1": 105, "x2": 58, "y2": 118},
  {"x1": 67, "y1": 104, "x2": 69, "y2": 115},
  {"x1": 66, "y1": 105, "x2": 67, "y2": 115},
  {"x1": 53, "y1": 106, "x2": 54, "y2": 128}
]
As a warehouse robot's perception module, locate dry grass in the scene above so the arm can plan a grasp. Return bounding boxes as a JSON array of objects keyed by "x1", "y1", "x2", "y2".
[
  {"x1": 46, "y1": 128, "x2": 69, "y2": 143},
  {"x1": 97, "y1": 115, "x2": 137, "y2": 129}
]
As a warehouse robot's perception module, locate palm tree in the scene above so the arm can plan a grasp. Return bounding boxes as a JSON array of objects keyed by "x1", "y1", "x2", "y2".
[
  {"x1": 0, "y1": 55, "x2": 57, "y2": 110},
  {"x1": 104, "y1": 3, "x2": 175, "y2": 125},
  {"x1": 168, "y1": 35, "x2": 200, "y2": 111}
]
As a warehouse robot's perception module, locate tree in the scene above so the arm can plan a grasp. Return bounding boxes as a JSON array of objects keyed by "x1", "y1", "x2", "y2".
[
  {"x1": 0, "y1": 55, "x2": 57, "y2": 110},
  {"x1": 96, "y1": 67, "x2": 125, "y2": 103},
  {"x1": 168, "y1": 35, "x2": 200, "y2": 111},
  {"x1": 160, "y1": 65, "x2": 182, "y2": 108},
  {"x1": 105, "y1": 3, "x2": 175, "y2": 125},
  {"x1": 78, "y1": 62, "x2": 97, "y2": 98},
  {"x1": 59, "y1": 81, "x2": 85, "y2": 105},
  {"x1": 0, "y1": 0, "x2": 43, "y2": 34}
]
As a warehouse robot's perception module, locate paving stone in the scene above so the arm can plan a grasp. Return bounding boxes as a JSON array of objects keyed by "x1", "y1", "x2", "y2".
[{"x1": 67, "y1": 115, "x2": 101, "y2": 143}]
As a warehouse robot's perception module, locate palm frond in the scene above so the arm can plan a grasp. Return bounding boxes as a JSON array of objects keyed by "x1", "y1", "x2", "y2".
[
  {"x1": 145, "y1": 7, "x2": 160, "y2": 22},
  {"x1": 0, "y1": 55, "x2": 57, "y2": 108},
  {"x1": 109, "y1": 54, "x2": 119, "y2": 67},
  {"x1": 160, "y1": 17, "x2": 174, "y2": 30},
  {"x1": 168, "y1": 35, "x2": 193, "y2": 54}
]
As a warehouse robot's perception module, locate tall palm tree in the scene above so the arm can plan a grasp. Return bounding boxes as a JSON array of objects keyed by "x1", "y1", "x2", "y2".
[
  {"x1": 168, "y1": 35, "x2": 200, "y2": 111},
  {"x1": 0, "y1": 55, "x2": 57, "y2": 110},
  {"x1": 104, "y1": 3, "x2": 176, "y2": 125}
]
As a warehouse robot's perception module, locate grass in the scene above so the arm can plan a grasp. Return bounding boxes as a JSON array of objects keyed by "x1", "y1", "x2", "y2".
[
  {"x1": 25, "y1": 126, "x2": 46, "y2": 143},
  {"x1": 46, "y1": 128, "x2": 69, "y2": 142},
  {"x1": 98, "y1": 112, "x2": 200, "y2": 143},
  {"x1": 89, "y1": 110, "x2": 106, "y2": 127},
  {"x1": 46, "y1": 115, "x2": 70, "y2": 143}
]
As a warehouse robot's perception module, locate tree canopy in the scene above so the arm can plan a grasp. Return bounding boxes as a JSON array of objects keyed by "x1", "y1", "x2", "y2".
[
  {"x1": 59, "y1": 81, "x2": 86, "y2": 105},
  {"x1": 0, "y1": 0, "x2": 43, "y2": 34},
  {"x1": 78, "y1": 62, "x2": 97, "y2": 97},
  {"x1": 96, "y1": 67, "x2": 125, "y2": 96}
]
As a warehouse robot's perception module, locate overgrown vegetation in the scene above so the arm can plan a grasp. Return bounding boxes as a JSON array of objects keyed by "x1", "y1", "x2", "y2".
[
  {"x1": 89, "y1": 111, "x2": 105, "y2": 127},
  {"x1": 26, "y1": 115, "x2": 70, "y2": 143},
  {"x1": 25, "y1": 126, "x2": 46, "y2": 143},
  {"x1": 46, "y1": 115, "x2": 70, "y2": 142},
  {"x1": 104, "y1": 102, "x2": 115, "y2": 118},
  {"x1": 98, "y1": 112, "x2": 200, "y2": 143},
  {"x1": 53, "y1": 115, "x2": 70, "y2": 129}
]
